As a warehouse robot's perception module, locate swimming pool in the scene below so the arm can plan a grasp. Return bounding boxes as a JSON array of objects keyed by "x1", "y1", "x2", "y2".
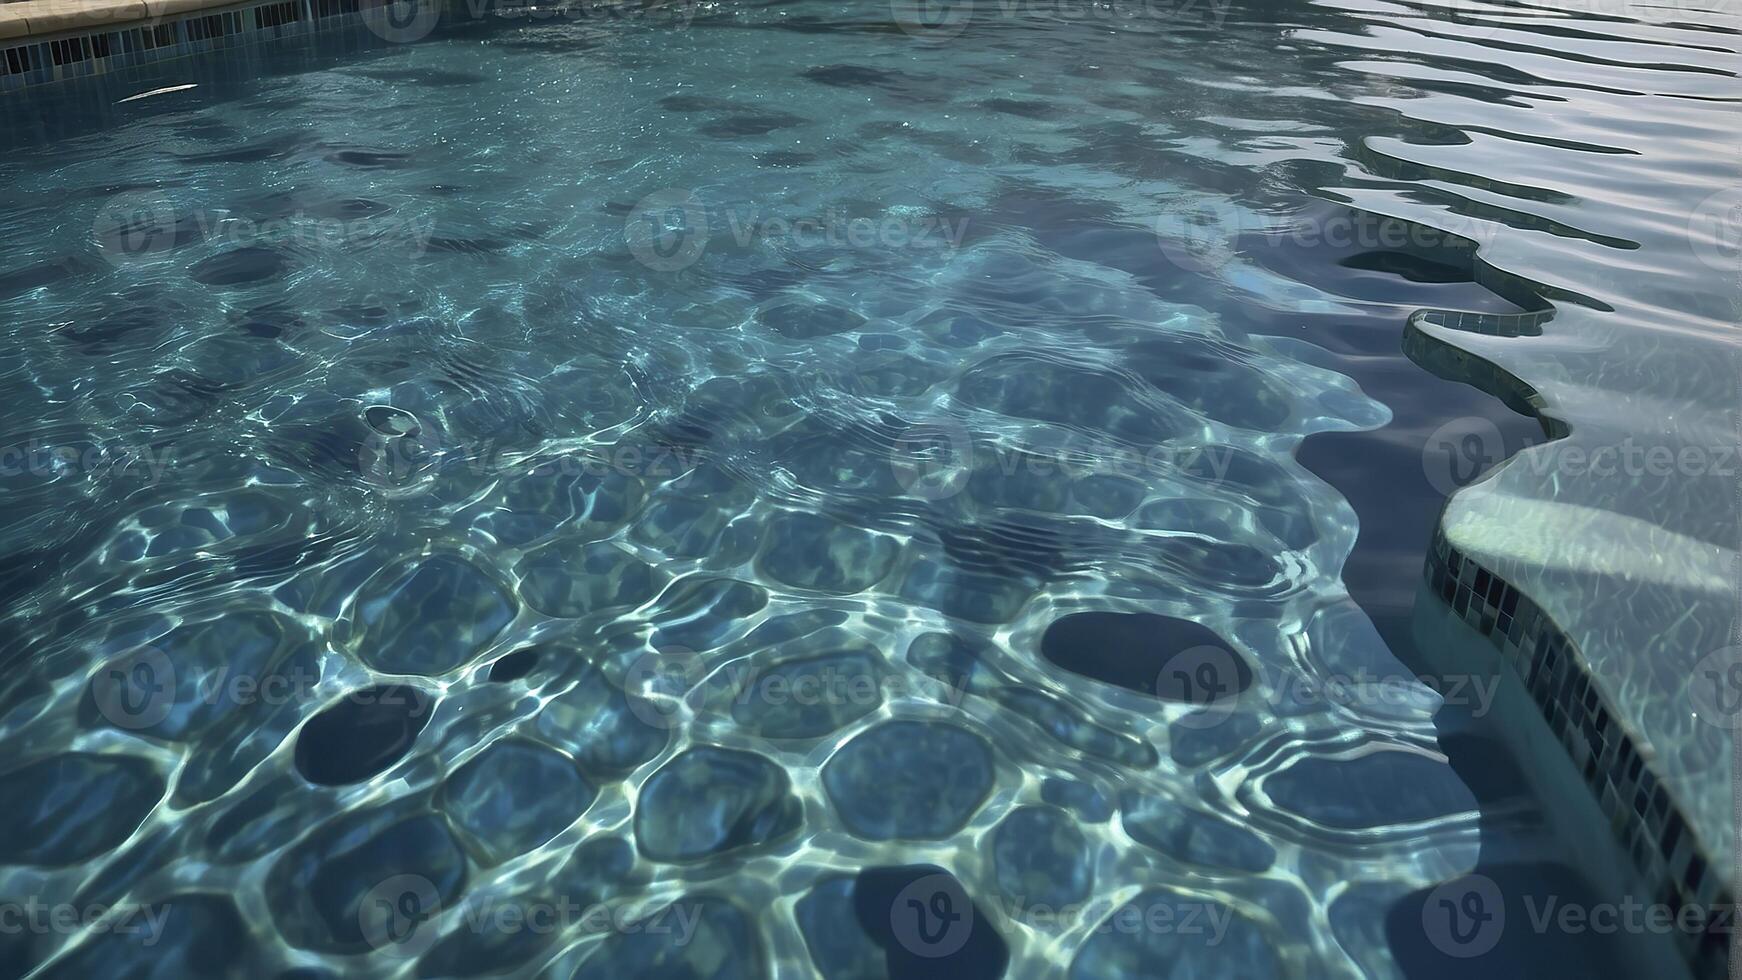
[{"x1": 0, "y1": 0, "x2": 1733, "y2": 977}]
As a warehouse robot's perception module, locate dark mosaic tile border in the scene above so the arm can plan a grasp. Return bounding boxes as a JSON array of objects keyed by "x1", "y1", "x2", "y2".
[
  {"x1": 1403, "y1": 310, "x2": 1571, "y2": 435},
  {"x1": 1425, "y1": 530, "x2": 1733, "y2": 979},
  {"x1": 1414, "y1": 307, "x2": 1552, "y2": 338},
  {"x1": 0, "y1": 0, "x2": 368, "y2": 93}
]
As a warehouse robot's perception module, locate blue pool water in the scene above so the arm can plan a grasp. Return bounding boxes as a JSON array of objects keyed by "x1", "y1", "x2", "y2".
[{"x1": 0, "y1": 1, "x2": 1732, "y2": 977}]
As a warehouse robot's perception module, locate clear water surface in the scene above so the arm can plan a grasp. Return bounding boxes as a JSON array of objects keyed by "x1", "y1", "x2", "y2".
[{"x1": 0, "y1": 1, "x2": 1733, "y2": 977}]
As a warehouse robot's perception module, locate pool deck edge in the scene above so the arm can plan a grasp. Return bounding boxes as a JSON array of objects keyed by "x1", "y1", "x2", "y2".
[{"x1": 3, "y1": 0, "x2": 200, "y2": 42}]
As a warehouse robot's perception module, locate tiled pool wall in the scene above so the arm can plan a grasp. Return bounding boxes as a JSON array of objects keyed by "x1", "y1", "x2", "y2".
[
  {"x1": 1403, "y1": 310, "x2": 1566, "y2": 434},
  {"x1": 0, "y1": 0, "x2": 433, "y2": 93}
]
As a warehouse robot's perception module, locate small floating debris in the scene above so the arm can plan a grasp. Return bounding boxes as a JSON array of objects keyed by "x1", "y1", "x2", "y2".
[{"x1": 117, "y1": 84, "x2": 198, "y2": 104}]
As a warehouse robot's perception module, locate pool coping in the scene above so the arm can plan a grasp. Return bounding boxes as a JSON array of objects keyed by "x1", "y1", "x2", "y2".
[{"x1": 0, "y1": 0, "x2": 330, "y2": 41}]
